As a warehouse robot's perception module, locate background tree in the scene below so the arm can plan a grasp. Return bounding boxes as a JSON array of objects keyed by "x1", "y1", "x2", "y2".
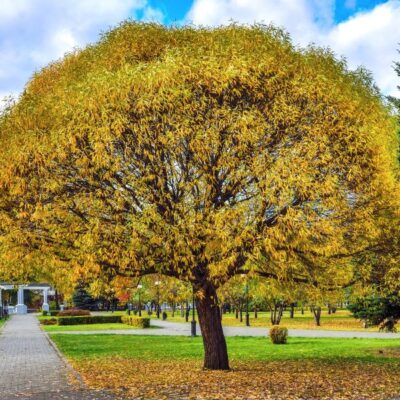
[
  {"x1": 72, "y1": 286, "x2": 97, "y2": 310},
  {"x1": 0, "y1": 23, "x2": 399, "y2": 370},
  {"x1": 348, "y1": 293, "x2": 400, "y2": 332}
]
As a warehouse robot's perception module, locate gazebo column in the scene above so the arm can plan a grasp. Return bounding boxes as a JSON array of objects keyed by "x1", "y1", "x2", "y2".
[
  {"x1": 16, "y1": 285, "x2": 28, "y2": 314},
  {"x1": 42, "y1": 289, "x2": 50, "y2": 312}
]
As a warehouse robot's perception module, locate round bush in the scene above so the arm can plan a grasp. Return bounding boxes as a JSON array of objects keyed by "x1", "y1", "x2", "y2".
[{"x1": 269, "y1": 326, "x2": 288, "y2": 344}]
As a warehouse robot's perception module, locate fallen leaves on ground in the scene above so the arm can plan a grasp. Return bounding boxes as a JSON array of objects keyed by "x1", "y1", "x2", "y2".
[{"x1": 70, "y1": 357, "x2": 400, "y2": 399}]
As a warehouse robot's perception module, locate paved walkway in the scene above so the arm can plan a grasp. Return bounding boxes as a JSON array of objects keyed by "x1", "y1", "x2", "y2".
[
  {"x1": 0, "y1": 315, "x2": 120, "y2": 399},
  {"x1": 50, "y1": 319, "x2": 400, "y2": 339}
]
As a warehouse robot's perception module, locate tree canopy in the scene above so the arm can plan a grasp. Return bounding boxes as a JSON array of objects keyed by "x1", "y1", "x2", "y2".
[{"x1": 0, "y1": 22, "x2": 399, "y2": 369}]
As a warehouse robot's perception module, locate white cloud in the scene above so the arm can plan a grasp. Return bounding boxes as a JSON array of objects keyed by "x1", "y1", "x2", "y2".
[
  {"x1": 326, "y1": 1, "x2": 400, "y2": 96},
  {"x1": 142, "y1": 6, "x2": 165, "y2": 22},
  {"x1": 0, "y1": 0, "x2": 164, "y2": 100},
  {"x1": 186, "y1": 0, "x2": 333, "y2": 43},
  {"x1": 186, "y1": 0, "x2": 400, "y2": 97}
]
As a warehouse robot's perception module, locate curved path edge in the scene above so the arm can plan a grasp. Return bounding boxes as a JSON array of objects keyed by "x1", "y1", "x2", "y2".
[{"x1": 0, "y1": 314, "x2": 120, "y2": 399}]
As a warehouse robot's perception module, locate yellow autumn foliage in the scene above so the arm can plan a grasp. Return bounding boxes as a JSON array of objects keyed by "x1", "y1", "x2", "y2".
[{"x1": 0, "y1": 22, "x2": 399, "y2": 369}]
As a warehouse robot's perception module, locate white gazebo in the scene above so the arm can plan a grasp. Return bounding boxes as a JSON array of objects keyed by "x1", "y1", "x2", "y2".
[{"x1": 0, "y1": 283, "x2": 53, "y2": 314}]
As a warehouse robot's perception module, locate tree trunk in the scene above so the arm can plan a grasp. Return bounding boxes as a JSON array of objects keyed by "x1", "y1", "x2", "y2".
[
  {"x1": 312, "y1": 306, "x2": 322, "y2": 326},
  {"x1": 254, "y1": 308, "x2": 258, "y2": 319},
  {"x1": 185, "y1": 300, "x2": 189, "y2": 322},
  {"x1": 270, "y1": 302, "x2": 284, "y2": 325},
  {"x1": 235, "y1": 307, "x2": 239, "y2": 319},
  {"x1": 290, "y1": 303, "x2": 295, "y2": 319},
  {"x1": 195, "y1": 283, "x2": 230, "y2": 370},
  {"x1": 55, "y1": 289, "x2": 60, "y2": 310}
]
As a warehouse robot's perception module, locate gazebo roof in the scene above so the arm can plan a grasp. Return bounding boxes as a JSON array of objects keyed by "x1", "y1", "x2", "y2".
[
  {"x1": 0, "y1": 283, "x2": 14, "y2": 290},
  {"x1": 0, "y1": 283, "x2": 52, "y2": 290},
  {"x1": 26, "y1": 283, "x2": 51, "y2": 288}
]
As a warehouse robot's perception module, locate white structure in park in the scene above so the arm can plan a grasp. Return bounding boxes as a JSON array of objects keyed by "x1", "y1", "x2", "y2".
[{"x1": 0, "y1": 283, "x2": 53, "y2": 314}]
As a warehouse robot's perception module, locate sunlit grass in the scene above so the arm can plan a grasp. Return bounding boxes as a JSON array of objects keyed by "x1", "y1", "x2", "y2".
[
  {"x1": 51, "y1": 334, "x2": 400, "y2": 364},
  {"x1": 150, "y1": 308, "x2": 379, "y2": 331},
  {"x1": 41, "y1": 323, "x2": 144, "y2": 332}
]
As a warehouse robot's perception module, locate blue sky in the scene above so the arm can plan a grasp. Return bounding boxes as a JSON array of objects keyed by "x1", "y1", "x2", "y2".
[
  {"x1": 147, "y1": 0, "x2": 388, "y2": 24},
  {"x1": 0, "y1": 0, "x2": 399, "y2": 102},
  {"x1": 334, "y1": 0, "x2": 387, "y2": 21}
]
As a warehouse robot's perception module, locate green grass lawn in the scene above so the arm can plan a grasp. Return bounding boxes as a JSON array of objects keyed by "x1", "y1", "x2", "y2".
[
  {"x1": 41, "y1": 308, "x2": 383, "y2": 331},
  {"x1": 50, "y1": 334, "x2": 400, "y2": 364},
  {"x1": 50, "y1": 334, "x2": 400, "y2": 399},
  {"x1": 150, "y1": 309, "x2": 380, "y2": 331},
  {"x1": 93, "y1": 308, "x2": 380, "y2": 331},
  {"x1": 0, "y1": 317, "x2": 7, "y2": 329},
  {"x1": 41, "y1": 323, "x2": 148, "y2": 332}
]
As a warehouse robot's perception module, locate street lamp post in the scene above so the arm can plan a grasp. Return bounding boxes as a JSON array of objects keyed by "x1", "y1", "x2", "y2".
[
  {"x1": 137, "y1": 284, "x2": 143, "y2": 317},
  {"x1": 245, "y1": 281, "x2": 250, "y2": 327},
  {"x1": 155, "y1": 280, "x2": 161, "y2": 318},
  {"x1": 127, "y1": 302, "x2": 132, "y2": 315},
  {"x1": 191, "y1": 286, "x2": 197, "y2": 337},
  {"x1": 241, "y1": 274, "x2": 250, "y2": 327},
  {"x1": 127, "y1": 287, "x2": 132, "y2": 315}
]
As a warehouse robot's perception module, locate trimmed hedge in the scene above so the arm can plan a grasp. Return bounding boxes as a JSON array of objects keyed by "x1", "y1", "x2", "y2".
[
  {"x1": 122, "y1": 315, "x2": 150, "y2": 328},
  {"x1": 58, "y1": 309, "x2": 90, "y2": 317},
  {"x1": 57, "y1": 315, "x2": 122, "y2": 325},
  {"x1": 269, "y1": 326, "x2": 288, "y2": 344},
  {"x1": 40, "y1": 318, "x2": 57, "y2": 325}
]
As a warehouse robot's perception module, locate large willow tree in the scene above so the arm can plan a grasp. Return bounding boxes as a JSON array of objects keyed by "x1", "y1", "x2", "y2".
[{"x1": 0, "y1": 23, "x2": 399, "y2": 369}]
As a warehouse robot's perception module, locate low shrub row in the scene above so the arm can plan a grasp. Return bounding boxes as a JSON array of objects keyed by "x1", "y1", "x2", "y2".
[
  {"x1": 40, "y1": 318, "x2": 57, "y2": 325},
  {"x1": 42, "y1": 309, "x2": 91, "y2": 317},
  {"x1": 58, "y1": 315, "x2": 122, "y2": 325},
  {"x1": 121, "y1": 315, "x2": 151, "y2": 328}
]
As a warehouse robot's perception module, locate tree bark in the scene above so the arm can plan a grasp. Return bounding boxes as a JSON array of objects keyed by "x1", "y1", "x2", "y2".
[
  {"x1": 312, "y1": 306, "x2": 322, "y2": 326},
  {"x1": 195, "y1": 283, "x2": 230, "y2": 370},
  {"x1": 290, "y1": 303, "x2": 295, "y2": 319},
  {"x1": 55, "y1": 289, "x2": 60, "y2": 310}
]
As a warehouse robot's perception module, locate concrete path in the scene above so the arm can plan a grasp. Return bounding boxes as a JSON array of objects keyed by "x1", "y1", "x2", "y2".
[
  {"x1": 49, "y1": 319, "x2": 400, "y2": 339},
  {"x1": 0, "y1": 315, "x2": 120, "y2": 399}
]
